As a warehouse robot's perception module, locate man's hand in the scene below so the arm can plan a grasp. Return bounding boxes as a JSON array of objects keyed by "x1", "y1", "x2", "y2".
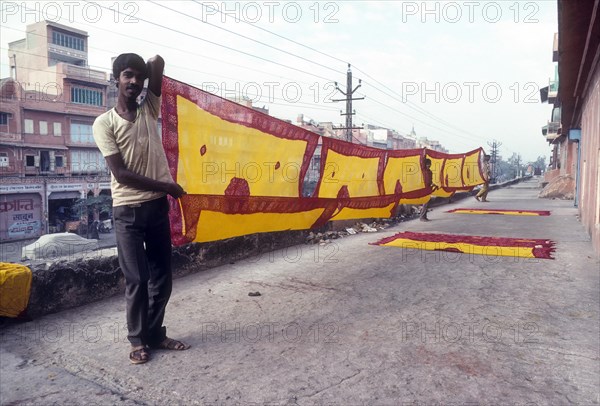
[{"x1": 165, "y1": 182, "x2": 186, "y2": 199}]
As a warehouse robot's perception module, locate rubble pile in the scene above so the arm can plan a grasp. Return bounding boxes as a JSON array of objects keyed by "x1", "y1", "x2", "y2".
[
  {"x1": 305, "y1": 205, "x2": 420, "y2": 245},
  {"x1": 539, "y1": 175, "x2": 575, "y2": 200}
]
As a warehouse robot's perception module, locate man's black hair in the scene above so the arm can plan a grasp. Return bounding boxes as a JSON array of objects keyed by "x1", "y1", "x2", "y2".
[
  {"x1": 424, "y1": 158, "x2": 432, "y2": 165},
  {"x1": 112, "y1": 53, "x2": 147, "y2": 83}
]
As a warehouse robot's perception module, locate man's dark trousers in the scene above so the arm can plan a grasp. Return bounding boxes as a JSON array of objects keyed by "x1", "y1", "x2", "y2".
[{"x1": 114, "y1": 196, "x2": 172, "y2": 347}]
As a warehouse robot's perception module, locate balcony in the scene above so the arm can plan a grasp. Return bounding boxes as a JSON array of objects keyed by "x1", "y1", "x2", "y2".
[
  {"x1": 48, "y1": 43, "x2": 86, "y2": 65},
  {"x1": 545, "y1": 121, "x2": 561, "y2": 142},
  {"x1": 65, "y1": 102, "x2": 106, "y2": 116},
  {"x1": 62, "y1": 64, "x2": 107, "y2": 85},
  {"x1": 548, "y1": 80, "x2": 558, "y2": 103}
]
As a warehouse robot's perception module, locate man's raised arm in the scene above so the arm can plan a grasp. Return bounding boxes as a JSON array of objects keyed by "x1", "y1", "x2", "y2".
[{"x1": 146, "y1": 55, "x2": 164, "y2": 96}]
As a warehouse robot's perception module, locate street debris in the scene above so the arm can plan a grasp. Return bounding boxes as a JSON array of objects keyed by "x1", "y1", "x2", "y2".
[{"x1": 304, "y1": 205, "x2": 420, "y2": 245}]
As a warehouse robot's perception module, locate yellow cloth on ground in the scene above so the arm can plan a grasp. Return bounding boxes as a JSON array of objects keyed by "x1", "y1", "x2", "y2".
[{"x1": 0, "y1": 262, "x2": 32, "y2": 318}]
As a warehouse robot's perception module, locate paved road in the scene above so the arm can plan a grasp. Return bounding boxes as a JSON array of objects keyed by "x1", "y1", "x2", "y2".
[{"x1": 1, "y1": 179, "x2": 599, "y2": 405}]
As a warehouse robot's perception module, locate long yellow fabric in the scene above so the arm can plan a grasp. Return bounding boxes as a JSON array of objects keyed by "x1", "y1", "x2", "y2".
[
  {"x1": 380, "y1": 237, "x2": 540, "y2": 258},
  {"x1": 161, "y1": 77, "x2": 487, "y2": 245}
]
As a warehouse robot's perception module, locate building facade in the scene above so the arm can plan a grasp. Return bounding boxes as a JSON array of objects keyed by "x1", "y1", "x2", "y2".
[
  {"x1": 555, "y1": 0, "x2": 600, "y2": 254},
  {"x1": 1, "y1": 21, "x2": 110, "y2": 241}
]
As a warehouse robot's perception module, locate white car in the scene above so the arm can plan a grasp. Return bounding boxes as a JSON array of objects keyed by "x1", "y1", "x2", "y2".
[{"x1": 22, "y1": 233, "x2": 99, "y2": 261}]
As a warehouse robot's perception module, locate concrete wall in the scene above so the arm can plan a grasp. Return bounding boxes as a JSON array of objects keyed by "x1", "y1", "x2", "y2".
[
  {"x1": 544, "y1": 168, "x2": 561, "y2": 184},
  {"x1": 561, "y1": 140, "x2": 578, "y2": 178}
]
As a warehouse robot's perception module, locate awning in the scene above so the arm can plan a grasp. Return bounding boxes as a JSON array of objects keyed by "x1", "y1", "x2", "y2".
[
  {"x1": 0, "y1": 141, "x2": 69, "y2": 150},
  {"x1": 22, "y1": 143, "x2": 69, "y2": 150},
  {"x1": 49, "y1": 191, "x2": 81, "y2": 200}
]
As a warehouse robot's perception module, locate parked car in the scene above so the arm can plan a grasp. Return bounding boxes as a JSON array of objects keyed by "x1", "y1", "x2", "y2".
[{"x1": 22, "y1": 233, "x2": 99, "y2": 261}]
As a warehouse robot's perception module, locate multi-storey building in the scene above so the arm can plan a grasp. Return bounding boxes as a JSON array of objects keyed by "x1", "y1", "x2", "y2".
[{"x1": 0, "y1": 21, "x2": 110, "y2": 241}]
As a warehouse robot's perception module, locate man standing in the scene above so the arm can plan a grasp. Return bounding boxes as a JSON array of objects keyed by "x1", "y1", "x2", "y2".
[
  {"x1": 475, "y1": 154, "x2": 492, "y2": 202},
  {"x1": 93, "y1": 53, "x2": 189, "y2": 364},
  {"x1": 420, "y1": 158, "x2": 438, "y2": 222}
]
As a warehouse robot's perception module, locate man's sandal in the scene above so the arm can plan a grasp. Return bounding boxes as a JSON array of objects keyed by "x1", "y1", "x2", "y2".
[
  {"x1": 152, "y1": 337, "x2": 190, "y2": 351},
  {"x1": 129, "y1": 346, "x2": 150, "y2": 364}
]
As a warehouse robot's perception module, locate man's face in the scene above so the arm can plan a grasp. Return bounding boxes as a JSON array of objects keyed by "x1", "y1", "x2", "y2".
[{"x1": 118, "y1": 67, "x2": 145, "y2": 100}]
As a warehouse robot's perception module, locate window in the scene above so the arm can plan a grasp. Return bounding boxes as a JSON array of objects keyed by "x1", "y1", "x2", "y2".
[
  {"x1": 52, "y1": 31, "x2": 84, "y2": 51},
  {"x1": 40, "y1": 121, "x2": 48, "y2": 135},
  {"x1": 25, "y1": 155, "x2": 35, "y2": 167},
  {"x1": 71, "y1": 87, "x2": 103, "y2": 106},
  {"x1": 53, "y1": 122, "x2": 62, "y2": 136},
  {"x1": 70, "y1": 149, "x2": 107, "y2": 173},
  {"x1": 0, "y1": 152, "x2": 8, "y2": 167},
  {"x1": 55, "y1": 156, "x2": 64, "y2": 167},
  {"x1": 40, "y1": 151, "x2": 50, "y2": 172},
  {"x1": 24, "y1": 119, "x2": 34, "y2": 134},
  {"x1": 70, "y1": 122, "x2": 94, "y2": 143},
  {"x1": 0, "y1": 112, "x2": 9, "y2": 125}
]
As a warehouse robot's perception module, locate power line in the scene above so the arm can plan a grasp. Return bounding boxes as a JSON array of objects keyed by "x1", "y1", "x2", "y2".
[
  {"x1": 3, "y1": 3, "x2": 484, "y2": 147},
  {"x1": 190, "y1": 0, "x2": 349, "y2": 67},
  {"x1": 2, "y1": 28, "x2": 341, "y2": 111},
  {"x1": 352, "y1": 67, "x2": 486, "y2": 142},
  {"x1": 360, "y1": 92, "x2": 480, "y2": 147},
  {"x1": 150, "y1": 0, "x2": 346, "y2": 80},
  {"x1": 0, "y1": 24, "x2": 304, "y2": 86},
  {"x1": 187, "y1": 0, "x2": 484, "y2": 143},
  {"x1": 84, "y1": 0, "x2": 337, "y2": 83}
]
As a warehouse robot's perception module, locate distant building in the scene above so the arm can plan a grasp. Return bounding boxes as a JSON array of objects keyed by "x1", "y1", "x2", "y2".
[
  {"x1": 225, "y1": 95, "x2": 269, "y2": 115},
  {"x1": 414, "y1": 127, "x2": 448, "y2": 153},
  {"x1": 540, "y1": 32, "x2": 577, "y2": 188},
  {"x1": 1, "y1": 21, "x2": 110, "y2": 241}
]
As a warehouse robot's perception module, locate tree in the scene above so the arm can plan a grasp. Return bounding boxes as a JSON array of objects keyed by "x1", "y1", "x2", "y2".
[
  {"x1": 532, "y1": 156, "x2": 547, "y2": 173},
  {"x1": 71, "y1": 195, "x2": 113, "y2": 238},
  {"x1": 494, "y1": 156, "x2": 512, "y2": 182},
  {"x1": 72, "y1": 195, "x2": 113, "y2": 220},
  {"x1": 507, "y1": 153, "x2": 524, "y2": 179}
]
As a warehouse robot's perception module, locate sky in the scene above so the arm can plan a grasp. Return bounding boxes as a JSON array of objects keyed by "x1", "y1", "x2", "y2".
[{"x1": 0, "y1": 0, "x2": 558, "y2": 162}]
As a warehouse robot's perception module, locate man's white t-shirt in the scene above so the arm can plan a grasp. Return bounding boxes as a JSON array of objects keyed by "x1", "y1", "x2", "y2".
[{"x1": 93, "y1": 90, "x2": 173, "y2": 207}]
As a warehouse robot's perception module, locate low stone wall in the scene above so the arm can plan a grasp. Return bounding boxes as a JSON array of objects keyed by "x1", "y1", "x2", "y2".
[{"x1": 26, "y1": 230, "x2": 309, "y2": 319}]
